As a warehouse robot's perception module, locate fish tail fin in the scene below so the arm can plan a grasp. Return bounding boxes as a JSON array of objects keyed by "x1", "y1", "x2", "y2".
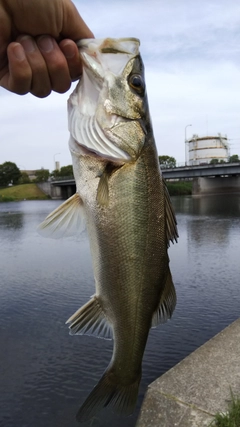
[{"x1": 76, "y1": 367, "x2": 141, "y2": 423}]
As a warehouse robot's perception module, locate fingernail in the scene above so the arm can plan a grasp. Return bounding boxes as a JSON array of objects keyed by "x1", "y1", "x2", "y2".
[
  {"x1": 62, "y1": 43, "x2": 75, "y2": 59},
  {"x1": 12, "y1": 44, "x2": 26, "y2": 61},
  {"x1": 19, "y1": 36, "x2": 36, "y2": 53},
  {"x1": 38, "y1": 36, "x2": 54, "y2": 53}
]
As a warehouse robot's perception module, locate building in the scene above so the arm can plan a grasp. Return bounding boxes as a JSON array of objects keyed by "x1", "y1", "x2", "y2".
[
  {"x1": 20, "y1": 170, "x2": 37, "y2": 181},
  {"x1": 188, "y1": 134, "x2": 229, "y2": 166}
]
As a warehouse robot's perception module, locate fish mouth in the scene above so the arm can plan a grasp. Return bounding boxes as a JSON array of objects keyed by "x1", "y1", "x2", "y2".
[
  {"x1": 76, "y1": 38, "x2": 140, "y2": 81},
  {"x1": 77, "y1": 38, "x2": 140, "y2": 54}
]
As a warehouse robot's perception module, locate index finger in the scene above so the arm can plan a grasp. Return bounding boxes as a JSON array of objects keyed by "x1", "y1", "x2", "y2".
[{"x1": 59, "y1": 39, "x2": 82, "y2": 81}]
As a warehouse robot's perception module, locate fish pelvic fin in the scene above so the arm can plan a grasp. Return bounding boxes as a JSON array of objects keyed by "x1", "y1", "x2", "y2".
[
  {"x1": 76, "y1": 368, "x2": 141, "y2": 423},
  {"x1": 151, "y1": 267, "x2": 177, "y2": 327},
  {"x1": 164, "y1": 180, "x2": 178, "y2": 246},
  {"x1": 37, "y1": 193, "x2": 86, "y2": 239},
  {"x1": 66, "y1": 296, "x2": 113, "y2": 340}
]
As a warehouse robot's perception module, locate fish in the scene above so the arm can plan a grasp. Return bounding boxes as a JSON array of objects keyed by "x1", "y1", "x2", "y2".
[{"x1": 38, "y1": 37, "x2": 178, "y2": 423}]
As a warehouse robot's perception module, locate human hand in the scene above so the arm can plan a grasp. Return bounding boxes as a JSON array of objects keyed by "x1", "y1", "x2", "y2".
[{"x1": 0, "y1": 0, "x2": 93, "y2": 97}]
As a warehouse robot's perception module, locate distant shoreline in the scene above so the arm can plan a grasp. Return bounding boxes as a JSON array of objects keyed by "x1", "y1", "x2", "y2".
[
  {"x1": 0, "y1": 183, "x2": 49, "y2": 202},
  {"x1": 0, "y1": 181, "x2": 193, "y2": 202},
  {"x1": 166, "y1": 181, "x2": 192, "y2": 196}
]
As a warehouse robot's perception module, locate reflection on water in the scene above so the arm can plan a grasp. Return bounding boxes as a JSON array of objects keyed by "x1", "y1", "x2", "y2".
[
  {"x1": 0, "y1": 211, "x2": 24, "y2": 230},
  {"x1": 174, "y1": 193, "x2": 240, "y2": 217},
  {"x1": 0, "y1": 196, "x2": 240, "y2": 427}
]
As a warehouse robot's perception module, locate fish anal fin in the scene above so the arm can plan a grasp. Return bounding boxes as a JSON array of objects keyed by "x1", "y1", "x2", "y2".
[
  {"x1": 76, "y1": 367, "x2": 141, "y2": 422},
  {"x1": 164, "y1": 180, "x2": 178, "y2": 246},
  {"x1": 151, "y1": 268, "x2": 177, "y2": 327},
  {"x1": 66, "y1": 296, "x2": 113, "y2": 340},
  {"x1": 37, "y1": 193, "x2": 85, "y2": 239}
]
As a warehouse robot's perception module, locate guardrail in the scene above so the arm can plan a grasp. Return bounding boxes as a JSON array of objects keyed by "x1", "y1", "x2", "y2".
[{"x1": 50, "y1": 176, "x2": 74, "y2": 181}]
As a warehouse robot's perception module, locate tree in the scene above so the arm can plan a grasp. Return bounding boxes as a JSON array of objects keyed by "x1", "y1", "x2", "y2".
[
  {"x1": 229, "y1": 154, "x2": 239, "y2": 163},
  {"x1": 0, "y1": 161, "x2": 21, "y2": 186},
  {"x1": 210, "y1": 158, "x2": 219, "y2": 165},
  {"x1": 59, "y1": 165, "x2": 73, "y2": 176},
  {"x1": 35, "y1": 169, "x2": 50, "y2": 182},
  {"x1": 52, "y1": 165, "x2": 73, "y2": 178},
  {"x1": 158, "y1": 155, "x2": 176, "y2": 169},
  {"x1": 19, "y1": 172, "x2": 31, "y2": 184}
]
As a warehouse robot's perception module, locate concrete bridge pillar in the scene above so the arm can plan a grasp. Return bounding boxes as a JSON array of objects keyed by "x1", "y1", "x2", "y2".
[
  {"x1": 37, "y1": 182, "x2": 62, "y2": 199},
  {"x1": 60, "y1": 184, "x2": 76, "y2": 199},
  {"x1": 192, "y1": 176, "x2": 240, "y2": 195},
  {"x1": 37, "y1": 182, "x2": 76, "y2": 199}
]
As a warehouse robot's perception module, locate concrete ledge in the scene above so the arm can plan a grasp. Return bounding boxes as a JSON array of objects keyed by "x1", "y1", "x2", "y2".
[{"x1": 137, "y1": 318, "x2": 240, "y2": 427}]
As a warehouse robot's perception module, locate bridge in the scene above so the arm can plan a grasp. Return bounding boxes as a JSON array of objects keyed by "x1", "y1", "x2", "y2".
[
  {"x1": 161, "y1": 162, "x2": 240, "y2": 179},
  {"x1": 37, "y1": 162, "x2": 240, "y2": 198},
  {"x1": 162, "y1": 162, "x2": 240, "y2": 195}
]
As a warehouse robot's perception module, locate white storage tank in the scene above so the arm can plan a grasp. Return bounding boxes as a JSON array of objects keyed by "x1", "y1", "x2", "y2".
[{"x1": 188, "y1": 134, "x2": 229, "y2": 165}]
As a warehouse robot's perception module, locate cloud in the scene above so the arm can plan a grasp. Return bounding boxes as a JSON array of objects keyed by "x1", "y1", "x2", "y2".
[
  {"x1": 0, "y1": 88, "x2": 74, "y2": 170},
  {"x1": 146, "y1": 61, "x2": 240, "y2": 161},
  {"x1": 0, "y1": 0, "x2": 240, "y2": 171}
]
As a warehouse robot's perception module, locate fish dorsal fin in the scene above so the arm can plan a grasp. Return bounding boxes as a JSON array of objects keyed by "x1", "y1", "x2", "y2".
[
  {"x1": 151, "y1": 267, "x2": 177, "y2": 327},
  {"x1": 164, "y1": 181, "x2": 178, "y2": 246},
  {"x1": 37, "y1": 193, "x2": 86, "y2": 239},
  {"x1": 66, "y1": 295, "x2": 113, "y2": 340}
]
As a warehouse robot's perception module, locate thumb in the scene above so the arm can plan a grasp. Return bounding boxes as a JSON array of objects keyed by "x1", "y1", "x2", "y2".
[{"x1": 61, "y1": 2, "x2": 94, "y2": 41}]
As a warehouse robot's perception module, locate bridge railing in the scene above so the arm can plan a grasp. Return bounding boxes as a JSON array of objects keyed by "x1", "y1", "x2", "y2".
[{"x1": 50, "y1": 176, "x2": 74, "y2": 182}]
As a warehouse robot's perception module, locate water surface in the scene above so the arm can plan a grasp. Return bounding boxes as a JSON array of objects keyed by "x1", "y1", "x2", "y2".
[{"x1": 0, "y1": 195, "x2": 239, "y2": 427}]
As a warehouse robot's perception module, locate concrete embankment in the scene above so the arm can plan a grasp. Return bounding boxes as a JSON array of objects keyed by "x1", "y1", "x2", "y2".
[{"x1": 137, "y1": 318, "x2": 240, "y2": 427}]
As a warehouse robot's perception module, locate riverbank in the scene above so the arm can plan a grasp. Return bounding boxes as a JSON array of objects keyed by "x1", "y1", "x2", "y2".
[
  {"x1": 0, "y1": 183, "x2": 49, "y2": 201},
  {"x1": 166, "y1": 180, "x2": 192, "y2": 196},
  {"x1": 137, "y1": 318, "x2": 240, "y2": 427},
  {"x1": 0, "y1": 180, "x2": 193, "y2": 201}
]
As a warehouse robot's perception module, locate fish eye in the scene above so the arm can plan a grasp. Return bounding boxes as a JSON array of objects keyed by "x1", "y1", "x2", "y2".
[{"x1": 129, "y1": 74, "x2": 145, "y2": 94}]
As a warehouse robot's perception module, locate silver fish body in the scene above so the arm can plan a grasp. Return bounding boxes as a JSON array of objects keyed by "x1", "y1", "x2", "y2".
[{"x1": 38, "y1": 38, "x2": 178, "y2": 422}]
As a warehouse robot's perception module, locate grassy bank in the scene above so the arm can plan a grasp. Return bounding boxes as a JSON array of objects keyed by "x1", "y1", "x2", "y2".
[
  {"x1": 0, "y1": 183, "x2": 49, "y2": 202},
  {"x1": 0, "y1": 181, "x2": 192, "y2": 202},
  {"x1": 166, "y1": 180, "x2": 192, "y2": 196}
]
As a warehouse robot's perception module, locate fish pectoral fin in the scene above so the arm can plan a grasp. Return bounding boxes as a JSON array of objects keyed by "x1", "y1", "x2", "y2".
[
  {"x1": 37, "y1": 193, "x2": 86, "y2": 239},
  {"x1": 76, "y1": 367, "x2": 141, "y2": 422},
  {"x1": 164, "y1": 180, "x2": 178, "y2": 246},
  {"x1": 96, "y1": 170, "x2": 109, "y2": 207},
  {"x1": 96, "y1": 163, "x2": 121, "y2": 207},
  {"x1": 151, "y1": 267, "x2": 177, "y2": 327},
  {"x1": 66, "y1": 296, "x2": 113, "y2": 340}
]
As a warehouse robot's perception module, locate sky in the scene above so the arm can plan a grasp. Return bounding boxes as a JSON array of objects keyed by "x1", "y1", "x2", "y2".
[{"x1": 1, "y1": 0, "x2": 240, "y2": 171}]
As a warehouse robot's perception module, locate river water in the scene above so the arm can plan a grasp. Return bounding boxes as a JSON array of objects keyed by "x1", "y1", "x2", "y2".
[{"x1": 0, "y1": 195, "x2": 239, "y2": 427}]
